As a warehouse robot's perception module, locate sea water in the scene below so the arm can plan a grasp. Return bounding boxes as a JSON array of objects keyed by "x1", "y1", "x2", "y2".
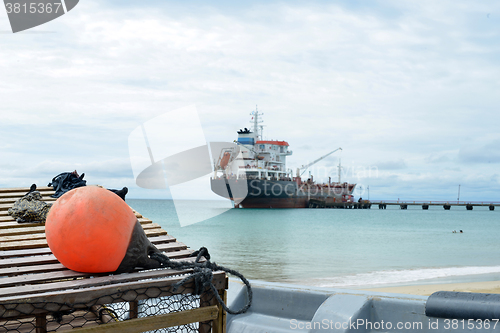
[{"x1": 127, "y1": 200, "x2": 500, "y2": 288}]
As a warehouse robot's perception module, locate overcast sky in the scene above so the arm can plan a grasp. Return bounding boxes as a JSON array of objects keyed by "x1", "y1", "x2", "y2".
[{"x1": 1, "y1": 0, "x2": 499, "y2": 202}]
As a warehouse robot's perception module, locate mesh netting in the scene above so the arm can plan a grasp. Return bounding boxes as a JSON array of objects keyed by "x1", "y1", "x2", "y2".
[{"x1": 0, "y1": 283, "x2": 217, "y2": 333}]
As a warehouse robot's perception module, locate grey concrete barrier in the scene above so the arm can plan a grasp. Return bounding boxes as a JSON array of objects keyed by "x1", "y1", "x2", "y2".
[{"x1": 426, "y1": 291, "x2": 500, "y2": 320}]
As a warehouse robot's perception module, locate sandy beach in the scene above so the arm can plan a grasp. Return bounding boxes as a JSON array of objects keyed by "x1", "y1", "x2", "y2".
[{"x1": 361, "y1": 280, "x2": 500, "y2": 296}]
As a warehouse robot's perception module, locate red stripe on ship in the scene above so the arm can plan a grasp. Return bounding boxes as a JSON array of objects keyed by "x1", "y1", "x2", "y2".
[{"x1": 255, "y1": 140, "x2": 289, "y2": 146}]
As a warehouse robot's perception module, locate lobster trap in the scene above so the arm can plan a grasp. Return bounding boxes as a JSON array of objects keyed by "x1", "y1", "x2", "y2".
[{"x1": 0, "y1": 187, "x2": 227, "y2": 333}]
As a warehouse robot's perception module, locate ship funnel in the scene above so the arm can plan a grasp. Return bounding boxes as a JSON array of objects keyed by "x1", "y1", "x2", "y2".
[{"x1": 237, "y1": 130, "x2": 255, "y2": 145}]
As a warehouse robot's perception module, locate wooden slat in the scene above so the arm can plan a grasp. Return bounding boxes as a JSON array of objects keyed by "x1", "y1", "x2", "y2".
[
  {"x1": 0, "y1": 221, "x2": 44, "y2": 229},
  {"x1": 0, "y1": 190, "x2": 55, "y2": 198},
  {"x1": 0, "y1": 204, "x2": 12, "y2": 210},
  {"x1": 0, "y1": 269, "x2": 100, "y2": 288},
  {"x1": 0, "y1": 235, "x2": 180, "y2": 260},
  {"x1": 0, "y1": 205, "x2": 14, "y2": 211},
  {"x1": 0, "y1": 217, "x2": 153, "y2": 225},
  {"x1": 0, "y1": 217, "x2": 152, "y2": 229},
  {"x1": 137, "y1": 217, "x2": 152, "y2": 224},
  {"x1": 0, "y1": 231, "x2": 169, "y2": 250},
  {"x1": 212, "y1": 289, "x2": 227, "y2": 333},
  {"x1": 0, "y1": 257, "x2": 216, "y2": 299},
  {"x1": 0, "y1": 246, "x2": 190, "y2": 273},
  {"x1": 0, "y1": 254, "x2": 59, "y2": 268},
  {"x1": 0, "y1": 263, "x2": 66, "y2": 277},
  {"x1": 0, "y1": 233, "x2": 47, "y2": 243},
  {"x1": 0, "y1": 239, "x2": 183, "y2": 268},
  {"x1": 0, "y1": 187, "x2": 52, "y2": 194},
  {"x1": 0, "y1": 227, "x2": 167, "y2": 244},
  {"x1": 0, "y1": 202, "x2": 142, "y2": 213},
  {"x1": 0, "y1": 197, "x2": 56, "y2": 204},
  {"x1": 0, "y1": 218, "x2": 154, "y2": 236},
  {"x1": 0, "y1": 226, "x2": 45, "y2": 236},
  {"x1": 140, "y1": 222, "x2": 161, "y2": 230},
  {"x1": 69, "y1": 305, "x2": 219, "y2": 333},
  {"x1": 0, "y1": 247, "x2": 191, "y2": 276},
  {"x1": 0, "y1": 239, "x2": 48, "y2": 251},
  {"x1": 0, "y1": 271, "x2": 226, "y2": 319},
  {"x1": 141, "y1": 234, "x2": 176, "y2": 244},
  {"x1": 131, "y1": 210, "x2": 142, "y2": 218},
  {"x1": 0, "y1": 246, "x2": 53, "y2": 259}
]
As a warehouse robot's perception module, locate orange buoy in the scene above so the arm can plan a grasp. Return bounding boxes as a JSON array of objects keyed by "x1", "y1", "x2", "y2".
[{"x1": 46, "y1": 186, "x2": 143, "y2": 273}]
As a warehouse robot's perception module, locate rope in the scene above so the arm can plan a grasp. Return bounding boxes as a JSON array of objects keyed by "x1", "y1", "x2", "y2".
[
  {"x1": 98, "y1": 306, "x2": 120, "y2": 322},
  {"x1": 150, "y1": 247, "x2": 252, "y2": 315}
]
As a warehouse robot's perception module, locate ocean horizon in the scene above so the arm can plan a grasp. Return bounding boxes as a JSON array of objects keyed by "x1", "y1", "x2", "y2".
[{"x1": 128, "y1": 199, "x2": 500, "y2": 289}]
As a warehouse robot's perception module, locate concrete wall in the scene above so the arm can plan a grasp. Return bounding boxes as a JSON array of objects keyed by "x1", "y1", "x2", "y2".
[{"x1": 226, "y1": 280, "x2": 500, "y2": 332}]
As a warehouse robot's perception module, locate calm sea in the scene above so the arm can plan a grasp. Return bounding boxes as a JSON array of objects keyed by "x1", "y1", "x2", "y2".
[{"x1": 128, "y1": 199, "x2": 500, "y2": 288}]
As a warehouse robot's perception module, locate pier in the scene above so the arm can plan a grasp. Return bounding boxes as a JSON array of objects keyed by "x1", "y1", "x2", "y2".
[
  {"x1": 306, "y1": 199, "x2": 500, "y2": 210},
  {"x1": 308, "y1": 199, "x2": 371, "y2": 209},
  {"x1": 370, "y1": 200, "x2": 500, "y2": 210}
]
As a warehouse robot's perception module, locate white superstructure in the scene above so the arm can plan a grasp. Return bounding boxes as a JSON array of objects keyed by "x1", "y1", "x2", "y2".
[{"x1": 215, "y1": 108, "x2": 293, "y2": 180}]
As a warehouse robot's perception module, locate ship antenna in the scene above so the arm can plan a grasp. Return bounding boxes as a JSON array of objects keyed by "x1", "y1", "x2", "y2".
[
  {"x1": 338, "y1": 156, "x2": 342, "y2": 183},
  {"x1": 254, "y1": 105, "x2": 258, "y2": 140}
]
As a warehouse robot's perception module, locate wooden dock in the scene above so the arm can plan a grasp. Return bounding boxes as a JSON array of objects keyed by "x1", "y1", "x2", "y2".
[{"x1": 0, "y1": 186, "x2": 227, "y2": 333}]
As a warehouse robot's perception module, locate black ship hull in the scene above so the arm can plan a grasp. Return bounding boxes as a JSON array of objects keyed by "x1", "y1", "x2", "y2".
[{"x1": 211, "y1": 177, "x2": 355, "y2": 208}]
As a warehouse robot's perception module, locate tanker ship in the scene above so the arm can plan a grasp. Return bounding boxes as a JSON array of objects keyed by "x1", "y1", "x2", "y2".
[{"x1": 210, "y1": 109, "x2": 356, "y2": 208}]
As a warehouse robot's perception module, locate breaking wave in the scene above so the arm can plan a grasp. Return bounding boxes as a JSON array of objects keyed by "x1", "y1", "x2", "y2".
[{"x1": 307, "y1": 266, "x2": 500, "y2": 288}]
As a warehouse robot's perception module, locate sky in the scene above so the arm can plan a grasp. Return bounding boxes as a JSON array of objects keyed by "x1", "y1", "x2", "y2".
[{"x1": 0, "y1": 0, "x2": 499, "y2": 202}]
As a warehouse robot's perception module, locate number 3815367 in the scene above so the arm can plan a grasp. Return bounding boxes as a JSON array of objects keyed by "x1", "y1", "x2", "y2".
[{"x1": 5, "y1": 3, "x2": 62, "y2": 14}]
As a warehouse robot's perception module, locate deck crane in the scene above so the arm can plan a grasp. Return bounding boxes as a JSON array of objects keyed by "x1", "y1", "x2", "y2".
[{"x1": 296, "y1": 147, "x2": 342, "y2": 178}]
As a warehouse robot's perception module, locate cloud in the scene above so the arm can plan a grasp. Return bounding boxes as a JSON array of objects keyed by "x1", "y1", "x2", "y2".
[
  {"x1": 459, "y1": 139, "x2": 500, "y2": 164},
  {"x1": 0, "y1": 158, "x2": 133, "y2": 188},
  {"x1": 374, "y1": 159, "x2": 407, "y2": 170},
  {"x1": 0, "y1": 0, "x2": 499, "y2": 200},
  {"x1": 425, "y1": 153, "x2": 452, "y2": 164}
]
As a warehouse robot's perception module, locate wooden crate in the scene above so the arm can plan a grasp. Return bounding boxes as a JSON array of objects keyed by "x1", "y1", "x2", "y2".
[{"x1": 0, "y1": 187, "x2": 227, "y2": 333}]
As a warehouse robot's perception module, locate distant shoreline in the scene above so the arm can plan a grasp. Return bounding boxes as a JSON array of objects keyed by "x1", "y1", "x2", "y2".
[{"x1": 359, "y1": 280, "x2": 500, "y2": 296}]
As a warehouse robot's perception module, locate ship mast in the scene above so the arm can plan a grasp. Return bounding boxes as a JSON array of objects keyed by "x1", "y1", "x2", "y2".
[{"x1": 250, "y1": 105, "x2": 263, "y2": 140}]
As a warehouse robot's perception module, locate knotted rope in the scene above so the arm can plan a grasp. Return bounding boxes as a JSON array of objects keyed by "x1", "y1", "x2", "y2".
[{"x1": 150, "y1": 247, "x2": 252, "y2": 315}]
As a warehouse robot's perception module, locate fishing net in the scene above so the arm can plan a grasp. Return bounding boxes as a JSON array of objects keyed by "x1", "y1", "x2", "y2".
[{"x1": 0, "y1": 283, "x2": 218, "y2": 333}]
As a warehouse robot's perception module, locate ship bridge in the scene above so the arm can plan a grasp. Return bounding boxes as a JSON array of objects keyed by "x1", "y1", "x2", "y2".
[{"x1": 214, "y1": 109, "x2": 295, "y2": 180}]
